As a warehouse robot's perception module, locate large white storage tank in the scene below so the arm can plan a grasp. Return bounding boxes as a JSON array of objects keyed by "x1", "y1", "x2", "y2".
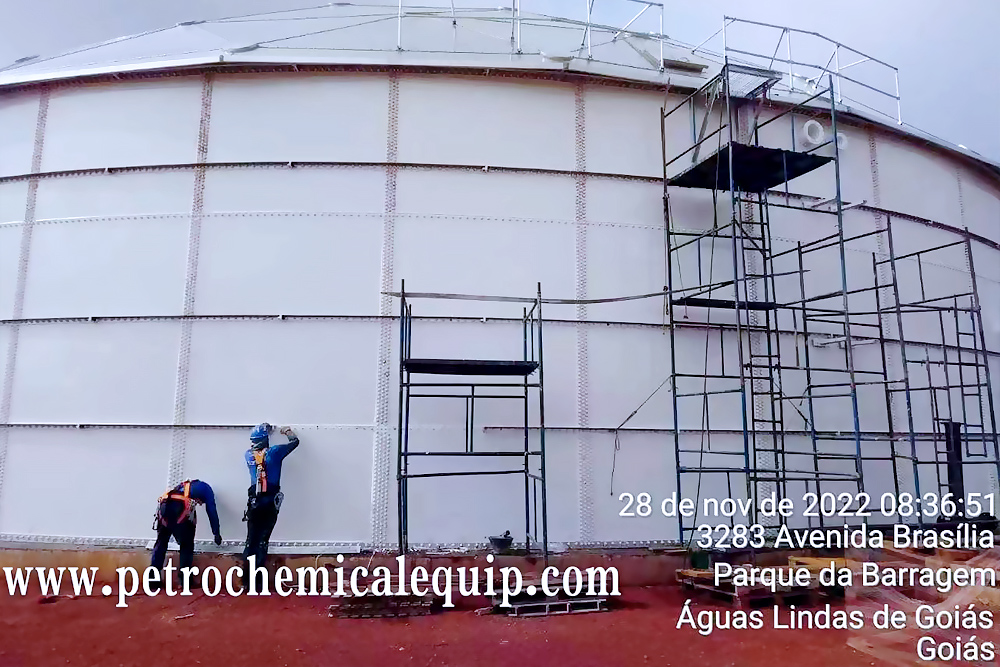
[{"x1": 0, "y1": 4, "x2": 998, "y2": 552}]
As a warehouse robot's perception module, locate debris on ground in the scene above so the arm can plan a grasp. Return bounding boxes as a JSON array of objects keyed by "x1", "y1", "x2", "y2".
[{"x1": 37, "y1": 595, "x2": 77, "y2": 604}]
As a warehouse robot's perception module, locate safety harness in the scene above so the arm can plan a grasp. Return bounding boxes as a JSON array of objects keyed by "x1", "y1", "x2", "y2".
[
  {"x1": 253, "y1": 450, "x2": 268, "y2": 494},
  {"x1": 244, "y1": 450, "x2": 282, "y2": 521},
  {"x1": 156, "y1": 481, "x2": 195, "y2": 527}
]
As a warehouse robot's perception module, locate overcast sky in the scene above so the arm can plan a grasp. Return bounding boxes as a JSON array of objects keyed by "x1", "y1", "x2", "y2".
[{"x1": 2, "y1": 0, "x2": 998, "y2": 162}]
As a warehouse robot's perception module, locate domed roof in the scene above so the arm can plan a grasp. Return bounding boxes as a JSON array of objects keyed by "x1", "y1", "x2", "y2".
[
  {"x1": 1, "y1": 3, "x2": 996, "y2": 174},
  {"x1": 0, "y1": 2, "x2": 706, "y2": 88}
]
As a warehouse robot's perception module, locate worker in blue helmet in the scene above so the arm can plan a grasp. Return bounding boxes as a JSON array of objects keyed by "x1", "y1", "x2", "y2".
[{"x1": 242, "y1": 422, "x2": 300, "y2": 577}]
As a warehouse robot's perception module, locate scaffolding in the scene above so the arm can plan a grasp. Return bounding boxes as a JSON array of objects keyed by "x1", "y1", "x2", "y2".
[
  {"x1": 394, "y1": 282, "x2": 548, "y2": 558},
  {"x1": 661, "y1": 48, "x2": 998, "y2": 544},
  {"x1": 879, "y1": 220, "x2": 999, "y2": 509}
]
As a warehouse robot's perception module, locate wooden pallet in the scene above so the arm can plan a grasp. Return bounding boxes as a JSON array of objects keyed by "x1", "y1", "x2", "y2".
[
  {"x1": 484, "y1": 574, "x2": 612, "y2": 617},
  {"x1": 328, "y1": 573, "x2": 441, "y2": 619},
  {"x1": 676, "y1": 567, "x2": 819, "y2": 609},
  {"x1": 329, "y1": 597, "x2": 436, "y2": 619},
  {"x1": 509, "y1": 596, "x2": 610, "y2": 617}
]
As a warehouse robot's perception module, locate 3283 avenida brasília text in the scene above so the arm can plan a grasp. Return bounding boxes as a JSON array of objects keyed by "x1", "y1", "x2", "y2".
[
  {"x1": 620, "y1": 491, "x2": 999, "y2": 661},
  {"x1": 619, "y1": 490, "x2": 996, "y2": 549}
]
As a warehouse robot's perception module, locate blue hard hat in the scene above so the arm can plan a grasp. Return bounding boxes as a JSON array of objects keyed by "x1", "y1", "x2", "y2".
[{"x1": 250, "y1": 423, "x2": 272, "y2": 446}]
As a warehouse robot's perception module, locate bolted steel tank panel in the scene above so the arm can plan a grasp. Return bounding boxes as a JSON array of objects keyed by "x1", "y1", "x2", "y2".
[{"x1": 1, "y1": 7, "x2": 999, "y2": 551}]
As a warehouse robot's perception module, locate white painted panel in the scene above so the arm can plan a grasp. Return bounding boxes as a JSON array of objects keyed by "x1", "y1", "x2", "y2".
[
  {"x1": 877, "y1": 133, "x2": 961, "y2": 225},
  {"x1": 544, "y1": 322, "x2": 612, "y2": 429},
  {"x1": 270, "y1": 427, "x2": 374, "y2": 543},
  {"x1": 540, "y1": 432, "x2": 580, "y2": 544},
  {"x1": 586, "y1": 178, "x2": 661, "y2": 230},
  {"x1": 591, "y1": 431, "x2": 676, "y2": 542},
  {"x1": 203, "y1": 168, "x2": 385, "y2": 214},
  {"x1": 9, "y1": 322, "x2": 179, "y2": 423},
  {"x1": 977, "y1": 278, "x2": 1000, "y2": 352},
  {"x1": 971, "y1": 245, "x2": 1000, "y2": 284},
  {"x1": 0, "y1": 429, "x2": 170, "y2": 537},
  {"x1": 183, "y1": 427, "x2": 373, "y2": 543},
  {"x1": 394, "y1": 214, "x2": 576, "y2": 319},
  {"x1": 0, "y1": 327, "x2": 9, "y2": 389},
  {"x1": 42, "y1": 79, "x2": 203, "y2": 171},
  {"x1": 767, "y1": 200, "x2": 840, "y2": 248},
  {"x1": 194, "y1": 213, "x2": 382, "y2": 316},
  {"x1": 33, "y1": 171, "x2": 194, "y2": 220},
  {"x1": 22, "y1": 217, "x2": 188, "y2": 318},
  {"x1": 585, "y1": 224, "x2": 664, "y2": 324},
  {"x1": 209, "y1": 74, "x2": 389, "y2": 163},
  {"x1": 183, "y1": 320, "x2": 378, "y2": 426},
  {"x1": 0, "y1": 181, "x2": 28, "y2": 224},
  {"x1": 397, "y1": 76, "x2": 576, "y2": 171},
  {"x1": 0, "y1": 92, "x2": 39, "y2": 177},
  {"x1": 888, "y1": 221, "x2": 956, "y2": 267},
  {"x1": 0, "y1": 224, "x2": 22, "y2": 320},
  {"x1": 584, "y1": 86, "x2": 663, "y2": 178},
  {"x1": 960, "y1": 168, "x2": 1000, "y2": 243},
  {"x1": 584, "y1": 326, "x2": 671, "y2": 429},
  {"x1": 396, "y1": 169, "x2": 575, "y2": 221}
]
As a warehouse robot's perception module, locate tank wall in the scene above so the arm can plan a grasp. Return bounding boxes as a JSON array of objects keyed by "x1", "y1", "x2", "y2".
[{"x1": 0, "y1": 72, "x2": 998, "y2": 549}]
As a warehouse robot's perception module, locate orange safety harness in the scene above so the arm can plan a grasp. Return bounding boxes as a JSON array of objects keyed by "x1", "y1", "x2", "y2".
[
  {"x1": 252, "y1": 450, "x2": 268, "y2": 494},
  {"x1": 157, "y1": 481, "x2": 194, "y2": 526}
]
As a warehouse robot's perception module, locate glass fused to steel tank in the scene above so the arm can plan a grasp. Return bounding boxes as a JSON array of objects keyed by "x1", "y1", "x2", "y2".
[{"x1": 0, "y1": 4, "x2": 997, "y2": 553}]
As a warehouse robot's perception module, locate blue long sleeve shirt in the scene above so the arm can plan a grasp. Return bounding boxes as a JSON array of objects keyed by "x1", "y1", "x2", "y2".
[
  {"x1": 167, "y1": 479, "x2": 221, "y2": 537},
  {"x1": 245, "y1": 435, "x2": 300, "y2": 490}
]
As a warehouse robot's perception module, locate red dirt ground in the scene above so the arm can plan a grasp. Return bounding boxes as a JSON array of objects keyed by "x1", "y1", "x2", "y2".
[{"x1": 0, "y1": 585, "x2": 878, "y2": 667}]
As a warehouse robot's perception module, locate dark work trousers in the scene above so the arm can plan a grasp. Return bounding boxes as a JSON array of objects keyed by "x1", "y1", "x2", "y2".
[
  {"x1": 151, "y1": 500, "x2": 197, "y2": 572},
  {"x1": 243, "y1": 491, "x2": 280, "y2": 573}
]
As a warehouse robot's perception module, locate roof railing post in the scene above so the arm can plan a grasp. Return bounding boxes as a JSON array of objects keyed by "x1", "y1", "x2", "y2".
[
  {"x1": 834, "y1": 45, "x2": 841, "y2": 103},
  {"x1": 895, "y1": 69, "x2": 902, "y2": 124},
  {"x1": 659, "y1": 4, "x2": 664, "y2": 70},
  {"x1": 722, "y1": 15, "x2": 728, "y2": 59},
  {"x1": 397, "y1": 0, "x2": 403, "y2": 51},
  {"x1": 517, "y1": 0, "x2": 521, "y2": 54},
  {"x1": 586, "y1": 0, "x2": 593, "y2": 59},
  {"x1": 786, "y1": 28, "x2": 793, "y2": 92}
]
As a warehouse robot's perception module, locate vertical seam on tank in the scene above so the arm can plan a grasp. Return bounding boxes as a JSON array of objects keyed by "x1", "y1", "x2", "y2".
[
  {"x1": 371, "y1": 72, "x2": 399, "y2": 550},
  {"x1": 574, "y1": 81, "x2": 594, "y2": 543},
  {"x1": 955, "y1": 164, "x2": 990, "y2": 489},
  {"x1": 868, "y1": 127, "x2": 903, "y2": 484},
  {"x1": 0, "y1": 87, "x2": 49, "y2": 521},
  {"x1": 168, "y1": 73, "x2": 214, "y2": 487}
]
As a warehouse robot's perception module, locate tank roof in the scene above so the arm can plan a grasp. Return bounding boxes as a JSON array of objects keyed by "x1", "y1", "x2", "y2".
[{"x1": 1, "y1": 2, "x2": 996, "y2": 176}]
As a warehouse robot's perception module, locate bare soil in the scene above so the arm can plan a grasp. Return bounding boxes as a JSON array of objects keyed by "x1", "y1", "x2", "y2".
[{"x1": 0, "y1": 585, "x2": 875, "y2": 666}]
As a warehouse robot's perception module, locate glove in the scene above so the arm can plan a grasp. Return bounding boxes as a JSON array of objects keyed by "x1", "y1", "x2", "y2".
[
  {"x1": 214, "y1": 534, "x2": 223, "y2": 546},
  {"x1": 280, "y1": 426, "x2": 296, "y2": 438}
]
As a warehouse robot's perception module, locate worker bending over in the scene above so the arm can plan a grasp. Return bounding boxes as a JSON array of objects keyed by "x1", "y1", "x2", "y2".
[
  {"x1": 151, "y1": 479, "x2": 222, "y2": 589},
  {"x1": 243, "y1": 423, "x2": 299, "y2": 576}
]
